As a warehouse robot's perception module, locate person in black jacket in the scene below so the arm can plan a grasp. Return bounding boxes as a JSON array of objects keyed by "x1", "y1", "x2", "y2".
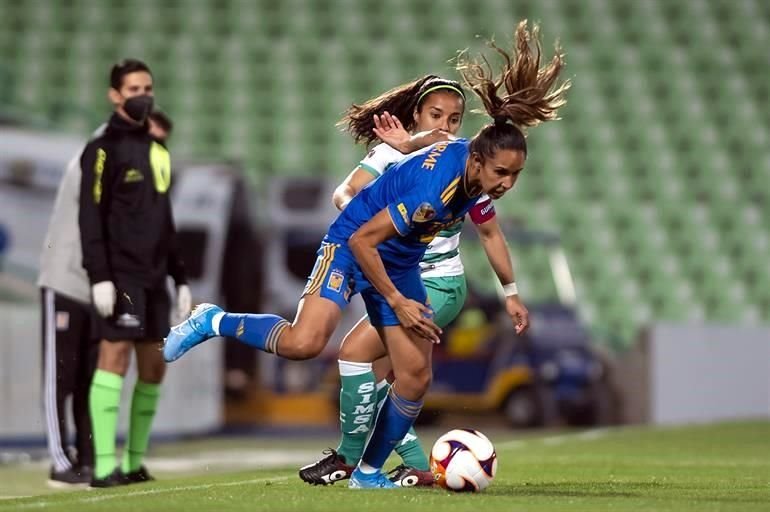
[
  {"x1": 78, "y1": 59, "x2": 191, "y2": 487},
  {"x1": 38, "y1": 108, "x2": 176, "y2": 488}
]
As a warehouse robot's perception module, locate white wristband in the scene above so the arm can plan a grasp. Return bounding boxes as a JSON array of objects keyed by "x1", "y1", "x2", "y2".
[{"x1": 503, "y1": 282, "x2": 518, "y2": 297}]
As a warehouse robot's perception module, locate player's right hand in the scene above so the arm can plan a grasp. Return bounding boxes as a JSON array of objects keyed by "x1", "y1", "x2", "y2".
[
  {"x1": 393, "y1": 297, "x2": 442, "y2": 344},
  {"x1": 417, "y1": 127, "x2": 453, "y2": 147},
  {"x1": 92, "y1": 280, "x2": 116, "y2": 318}
]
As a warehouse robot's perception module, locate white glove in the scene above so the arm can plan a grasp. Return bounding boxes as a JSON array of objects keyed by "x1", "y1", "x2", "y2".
[
  {"x1": 92, "y1": 281, "x2": 116, "y2": 318},
  {"x1": 176, "y1": 284, "x2": 192, "y2": 318}
]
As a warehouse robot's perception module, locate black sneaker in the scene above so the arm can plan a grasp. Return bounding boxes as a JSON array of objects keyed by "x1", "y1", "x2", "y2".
[
  {"x1": 89, "y1": 468, "x2": 127, "y2": 488},
  {"x1": 298, "y1": 449, "x2": 355, "y2": 485},
  {"x1": 387, "y1": 464, "x2": 435, "y2": 487},
  {"x1": 123, "y1": 466, "x2": 155, "y2": 484},
  {"x1": 47, "y1": 466, "x2": 92, "y2": 488}
]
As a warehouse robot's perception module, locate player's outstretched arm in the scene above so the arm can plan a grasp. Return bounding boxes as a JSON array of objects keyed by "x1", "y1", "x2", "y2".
[
  {"x1": 474, "y1": 215, "x2": 530, "y2": 335},
  {"x1": 332, "y1": 167, "x2": 377, "y2": 211},
  {"x1": 373, "y1": 112, "x2": 452, "y2": 154}
]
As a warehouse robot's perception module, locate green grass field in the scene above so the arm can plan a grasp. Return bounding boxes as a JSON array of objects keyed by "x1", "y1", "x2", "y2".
[{"x1": 1, "y1": 421, "x2": 768, "y2": 512}]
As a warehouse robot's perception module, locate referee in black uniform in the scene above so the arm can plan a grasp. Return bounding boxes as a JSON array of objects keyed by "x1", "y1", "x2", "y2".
[
  {"x1": 78, "y1": 59, "x2": 190, "y2": 487},
  {"x1": 38, "y1": 109, "x2": 176, "y2": 487}
]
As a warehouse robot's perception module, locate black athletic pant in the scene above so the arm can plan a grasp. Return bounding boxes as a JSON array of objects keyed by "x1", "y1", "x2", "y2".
[{"x1": 40, "y1": 288, "x2": 98, "y2": 471}]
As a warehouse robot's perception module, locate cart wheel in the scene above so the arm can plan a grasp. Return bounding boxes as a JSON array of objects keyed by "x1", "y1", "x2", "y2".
[{"x1": 503, "y1": 385, "x2": 555, "y2": 428}]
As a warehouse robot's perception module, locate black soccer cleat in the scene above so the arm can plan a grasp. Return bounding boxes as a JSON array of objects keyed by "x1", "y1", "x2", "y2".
[
  {"x1": 123, "y1": 465, "x2": 155, "y2": 484},
  {"x1": 89, "y1": 468, "x2": 127, "y2": 489},
  {"x1": 47, "y1": 465, "x2": 92, "y2": 488},
  {"x1": 298, "y1": 449, "x2": 355, "y2": 485},
  {"x1": 387, "y1": 464, "x2": 436, "y2": 487}
]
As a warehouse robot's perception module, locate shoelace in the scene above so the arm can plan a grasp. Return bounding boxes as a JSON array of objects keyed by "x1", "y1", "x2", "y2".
[
  {"x1": 387, "y1": 464, "x2": 409, "y2": 477},
  {"x1": 319, "y1": 448, "x2": 340, "y2": 462},
  {"x1": 303, "y1": 448, "x2": 343, "y2": 479}
]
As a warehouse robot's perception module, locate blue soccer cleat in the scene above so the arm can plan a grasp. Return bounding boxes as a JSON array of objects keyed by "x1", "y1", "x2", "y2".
[
  {"x1": 348, "y1": 468, "x2": 397, "y2": 489},
  {"x1": 163, "y1": 303, "x2": 223, "y2": 362}
]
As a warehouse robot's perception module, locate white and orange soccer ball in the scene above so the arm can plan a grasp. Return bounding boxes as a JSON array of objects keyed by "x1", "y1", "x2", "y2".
[{"x1": 430, "y1": 429, "x2": 497, "y2": 492}]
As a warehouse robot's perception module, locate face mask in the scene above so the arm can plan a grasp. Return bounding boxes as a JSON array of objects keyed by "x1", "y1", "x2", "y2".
[{"x1": 123, "y1": 95, "x2": 154, "y2": 123}]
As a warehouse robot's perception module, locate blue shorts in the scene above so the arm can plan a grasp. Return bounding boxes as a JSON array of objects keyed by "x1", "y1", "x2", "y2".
[{"x1": 302, "y1": 239, "x2": 429, "y2": 327}]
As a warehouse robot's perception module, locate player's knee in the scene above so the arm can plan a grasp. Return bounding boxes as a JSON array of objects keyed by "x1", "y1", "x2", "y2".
[
  {"x1": 396, "y1": 366, "x2": 432, "y2": 398},
  {"x1": 338, "y1": 339, "x2": 361, "y2": 362},
  {"x1": 139, "y1": 363, "x2": 166, "y2": 384},
  {"x1": 372, "y1": 358, "x2": 393, "y2": 382},
  {"x1": 144, "y1": 373, "x2": 164, "y2": 385},
  {"x1": 295, "y1": 337, "x2": 326, "y2": 359},
  {"x1": 413, "y1": 366, "x2": 432, "y2": 394},
  {"x1": 98, "y1": 342, "x2": 131, "y2": 375},
  {"x1": 280, "y1": 330, "x2": 328, "y2": 360}
]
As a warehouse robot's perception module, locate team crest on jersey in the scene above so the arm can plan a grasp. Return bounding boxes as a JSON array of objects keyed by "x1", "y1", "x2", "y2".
[
  {"x1": 123, "y1": 169, "x2": 144, "y2": 183},
  {"x1": 412, "y1": 202, "x2": 436, "y2": 223},
  {"x1": 327, "y1": 270, "x2": 344, "y2": 293}
]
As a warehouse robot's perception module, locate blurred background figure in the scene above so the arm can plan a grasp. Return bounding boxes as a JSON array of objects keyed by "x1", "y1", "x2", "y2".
[
  {"x1": 77, "y1": 59, "x2": 189, "y2": 487},
  {"x1": 36, "y1": 106, "x2": 175, "y2": 488},
  {"x1": 36, "y1": 115, "x2": 103, "y2": 490},
  {"x1": 0, "y1": 0, "x2": 768, "y2": 491}
]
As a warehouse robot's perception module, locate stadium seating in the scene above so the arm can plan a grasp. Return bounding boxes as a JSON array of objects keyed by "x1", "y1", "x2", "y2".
[{"x1": 1, "y1": 0, "x2": 768, "y2": 347}]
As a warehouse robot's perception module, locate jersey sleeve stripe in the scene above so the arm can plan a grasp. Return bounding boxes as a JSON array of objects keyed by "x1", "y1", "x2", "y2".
[
  {"x1": 439, "y1": 177, "x2": 461, "y2": 204},
  {"x1": 469, "y1": 198, "x2": 496, "y2": 225},
  {"x1": 386, "y1": 207, "x2": 408, "y2": 236},
  {"x1": 93, "y1": 147, "x2": 107, "y2": 203},
  {"x1": 358, "y1": 163, "x2": 382, "y2": 178},
  {"x1": 441, "y1": 188, "x2": 458, "y2": 205}
]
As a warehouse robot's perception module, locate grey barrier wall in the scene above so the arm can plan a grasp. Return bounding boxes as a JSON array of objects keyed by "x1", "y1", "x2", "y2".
[
  {"x1": 0, "y1": 304, "x2": 222, "y2": 441},
  {"x1": 618, "y1": 324, "x2": 769, "y2": 425}
]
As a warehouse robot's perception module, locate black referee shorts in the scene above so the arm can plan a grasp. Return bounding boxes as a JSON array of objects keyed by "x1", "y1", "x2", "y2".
[{"x1": 92, "y1": 280, "x2": 171, "y2": 342}]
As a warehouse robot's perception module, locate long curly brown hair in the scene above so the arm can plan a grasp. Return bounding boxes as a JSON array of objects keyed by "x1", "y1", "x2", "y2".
[
  {"x1": 337, "y1": 75, "x2": 466, "y2": 147},
  {"x1": 457, "y1": 19, "x2": 570, "y2": 130},
  {"x1": 456, "y1": 19, "x2": 571, "y2": 159}
]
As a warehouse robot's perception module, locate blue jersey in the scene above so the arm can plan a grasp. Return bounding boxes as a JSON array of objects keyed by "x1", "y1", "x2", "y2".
[{"x1": 326, "y1": 138, "x2": 480, "y2": 274}]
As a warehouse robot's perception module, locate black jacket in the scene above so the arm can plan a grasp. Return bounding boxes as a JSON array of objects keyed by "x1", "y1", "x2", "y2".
[{"x1": 78, "y1": 113, "x2": 186, "y2": 288}]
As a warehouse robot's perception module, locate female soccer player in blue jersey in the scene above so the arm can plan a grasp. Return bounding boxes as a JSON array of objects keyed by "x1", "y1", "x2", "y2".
[
  {"x1": 165, "y1": 20, "x2": 570, "y2": 489},
  {"x1": 299, "y1": 76, "x2": 522, "y2": 487}
]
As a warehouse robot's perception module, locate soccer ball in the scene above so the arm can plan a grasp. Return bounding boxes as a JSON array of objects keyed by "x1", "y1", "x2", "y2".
[{"x1": 430, "y1": 429, "x2": 497, "y2": 492}]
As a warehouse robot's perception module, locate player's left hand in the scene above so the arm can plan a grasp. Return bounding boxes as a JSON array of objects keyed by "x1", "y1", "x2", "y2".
[
  {"x1": 392, "y1": 296, "x2": 443, "y2": 343},
  {"x1": 176, "y1": 284, "x2": 192, "y2": 318},
  {"x1": 505, "y1": 295, "x2": 530, "y2": 335}
]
